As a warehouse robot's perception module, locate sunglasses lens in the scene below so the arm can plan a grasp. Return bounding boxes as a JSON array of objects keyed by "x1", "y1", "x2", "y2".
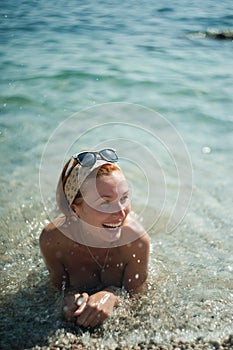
[
  {"x1": 100, "y1": 149, "x2": 118, "y2": 162},
  {"x1": 77, "y1": 152, "x2": 96, "y2": 167},
  {"x1": 74, "y1": 149, "x2": 118, "y2": 167}
]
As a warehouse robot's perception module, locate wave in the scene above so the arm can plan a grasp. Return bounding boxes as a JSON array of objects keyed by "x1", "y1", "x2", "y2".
[
  {"x1": 192, "y1": 29, "x2": 233, "y2": 40},
  {"x1": 0, "y1": 95, "x2": 32, "y2": 105}
]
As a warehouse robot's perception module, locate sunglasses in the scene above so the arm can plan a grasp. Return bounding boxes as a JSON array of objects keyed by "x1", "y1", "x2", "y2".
[{"x1": 73, "y1": 148, "x2": 118, "y2": 167}]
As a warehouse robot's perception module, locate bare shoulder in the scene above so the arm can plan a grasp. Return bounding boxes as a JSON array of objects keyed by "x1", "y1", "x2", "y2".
[
  {"x1": 39, "y1": 216, "x2": 67, "y2": 252},
  {"x1": 40, "y1": 222, "x2": 58, "y2": 242},
  {"x1": 129, "y1": 231, "x2": 150, "y2": 253},
  {"x1": 120, "y1": 213, "x2": 150, "y2": 259},
  {"x1": 120, "y1": 212, "x2": 150, "y2": 247}
]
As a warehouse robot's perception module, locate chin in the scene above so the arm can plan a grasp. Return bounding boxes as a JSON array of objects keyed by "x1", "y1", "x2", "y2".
[{"x1": 102, "y1": 226, "x2": 122, "y2": 242}]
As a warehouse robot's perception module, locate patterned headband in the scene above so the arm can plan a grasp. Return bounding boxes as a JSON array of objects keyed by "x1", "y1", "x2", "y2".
[{"x1": 64, "y1": 159, "x2": 120, "y2": 205}]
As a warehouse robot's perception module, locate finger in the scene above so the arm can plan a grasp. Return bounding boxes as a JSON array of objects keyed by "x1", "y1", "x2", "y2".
[
  {"x1": 89, "y1": 304, "x2": 110, "y2": 327},
  {"x1": 81, "y1": 303, "x2": 107, "y2": 328},
  {"x1": 76, "y1": 302, "x2": 97, "y2": 327},
  {"x1": 87, "y1": 294, "x2": 110, "y2": 327},
  {"x1": 74, "y1": 293, "x2": 89, "y2": 316},
  {"x1": 89, "y1": 311, "x2": 103, "y2": 328},
  {"x1": 63, "y1": 305, "x2": 76, "y2": 321},
  {"x1": 63, "y1": 294, "x2": 80, "y2": 321},
  {"x1": 74, "y1": 293, "x2": 82, "y2": 306},
  {"x1": 63, "y1": 293, "x2": 79, "y2": 309}
]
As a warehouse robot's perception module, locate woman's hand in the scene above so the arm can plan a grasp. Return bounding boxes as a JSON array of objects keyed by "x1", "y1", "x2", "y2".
[
  {"x1": 62, "y1": 292, "x2": 89, "y2": 322},
  {"x1": 75, "y1": 290, "x2": 118, "y2": 328}
]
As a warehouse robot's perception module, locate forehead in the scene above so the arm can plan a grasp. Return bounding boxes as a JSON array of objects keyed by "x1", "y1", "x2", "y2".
[
  {"x1": 82, "y1": 171, "x2": 128, "y2": 197},
  {"x1": 96, "y1": 171, "x2": 127, "y2": 191}
]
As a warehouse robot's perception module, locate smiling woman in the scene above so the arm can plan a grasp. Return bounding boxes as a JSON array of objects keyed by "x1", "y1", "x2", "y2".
[{"x1": 39, "y1": 149, "x2": 150, "y2": 328}]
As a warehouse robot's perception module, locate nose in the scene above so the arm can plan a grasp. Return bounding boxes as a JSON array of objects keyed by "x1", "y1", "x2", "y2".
[{"x1": 112, "y1": 202, "x2": 126, "y2": 218}]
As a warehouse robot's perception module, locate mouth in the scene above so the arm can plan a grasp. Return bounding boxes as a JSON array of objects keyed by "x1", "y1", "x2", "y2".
[{"x1": 102, "y1": 222, "x2": 122, "y2": 230}]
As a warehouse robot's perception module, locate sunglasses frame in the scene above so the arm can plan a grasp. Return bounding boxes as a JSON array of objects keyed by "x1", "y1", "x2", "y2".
[{"x1": 73, "y1": 148, "x2": 118, "y2": 167}]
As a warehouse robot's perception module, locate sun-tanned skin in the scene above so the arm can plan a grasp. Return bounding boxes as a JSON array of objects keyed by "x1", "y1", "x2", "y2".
[{"x1": 40, "y1": 170, "x2": 150, "y2": 328}]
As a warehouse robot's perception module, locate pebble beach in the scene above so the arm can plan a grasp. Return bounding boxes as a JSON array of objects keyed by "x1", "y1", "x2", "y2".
[{"x1": 1, "y1": 202, "x2": 232, "y2": 350}]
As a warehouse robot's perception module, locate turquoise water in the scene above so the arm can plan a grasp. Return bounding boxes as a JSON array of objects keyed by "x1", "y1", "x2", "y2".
[{"x1": 0, "y1": 0, "x2": 233, "y2": 348}]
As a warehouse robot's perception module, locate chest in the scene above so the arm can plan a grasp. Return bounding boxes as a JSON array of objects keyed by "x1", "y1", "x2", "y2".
[{"x1": 62, "y1": 244, "x2": 126, "y2": 291}]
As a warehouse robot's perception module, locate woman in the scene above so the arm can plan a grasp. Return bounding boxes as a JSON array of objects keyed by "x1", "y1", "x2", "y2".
[{"x1": 40, "y1": 148, "x2": 150, "y2": 328}]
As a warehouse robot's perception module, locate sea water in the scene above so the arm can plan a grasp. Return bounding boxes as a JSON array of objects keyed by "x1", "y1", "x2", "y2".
[{"x1": 0, "y1": 0, "x2": 232, "y2": 348}]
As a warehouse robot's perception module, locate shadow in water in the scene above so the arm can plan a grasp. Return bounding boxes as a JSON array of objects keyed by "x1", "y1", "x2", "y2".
[{"x1": 0, "y1": 272, "x2": 86, "y2": 350}]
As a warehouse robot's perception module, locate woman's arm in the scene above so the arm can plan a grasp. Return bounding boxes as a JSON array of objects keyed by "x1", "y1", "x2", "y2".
[
  {"x1": 39, "y1": 227, "x2": 68, "y2": 289},
  {"x1": 122, "y1": 233, "x2": 150, "y2": 293}
]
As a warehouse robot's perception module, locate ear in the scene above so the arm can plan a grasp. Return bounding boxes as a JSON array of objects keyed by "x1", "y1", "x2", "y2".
[{"x1": 71, "y1": 204, "x2": 80, "y2": 217}]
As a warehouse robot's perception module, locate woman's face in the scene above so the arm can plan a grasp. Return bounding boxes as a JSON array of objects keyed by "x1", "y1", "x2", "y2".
[{"x1": 73, "y1": 170, "x2": 131, "y2": 240}]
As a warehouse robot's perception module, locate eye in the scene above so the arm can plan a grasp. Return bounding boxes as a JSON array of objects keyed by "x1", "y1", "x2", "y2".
[
  {"x1": 120, "y1": 194, "x2": 129, "y2": 204},
  {"x1": 99, "y1": 200, "x2": 111, "y2": 207}
]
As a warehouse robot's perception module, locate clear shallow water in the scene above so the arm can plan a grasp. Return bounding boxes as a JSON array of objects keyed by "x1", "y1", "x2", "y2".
[{"x1": 0, "y1": 0, "x2": 233, "y2": 348}]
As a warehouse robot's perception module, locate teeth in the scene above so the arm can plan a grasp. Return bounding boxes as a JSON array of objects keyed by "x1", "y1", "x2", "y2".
[{"x1": 103, "y1": 222, "x2": 121, "y2": 229}]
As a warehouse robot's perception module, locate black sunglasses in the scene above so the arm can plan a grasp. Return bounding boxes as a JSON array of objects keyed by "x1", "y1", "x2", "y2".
[{"x1": 73, "y1": 148, "x2": 118, "y2": 167}]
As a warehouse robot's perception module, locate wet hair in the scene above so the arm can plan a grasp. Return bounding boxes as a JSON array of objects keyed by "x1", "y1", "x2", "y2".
[{"x1": 56, "y1": 159, "x2": 120, "y2": 215}]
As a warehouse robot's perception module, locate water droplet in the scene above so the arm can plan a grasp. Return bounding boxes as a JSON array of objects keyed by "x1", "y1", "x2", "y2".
[
  {"x1": 128, "y1": 278, "x2": 132, "y2": 283},
  {"x1": 202, "y1": 146, "x2": 211, "y2": 154},
  {"x1": 55, "y1": 251, "x2": 62, "y2": 258},
  {"x1": 116, "y1": 263, "x2": 119, "y2": 267},
  {"x1": 132, "y1": 254, "x2": 136, "y2": 258},
  {"x1": 137, "y1": 259, "x2": 141, "y2": 263},
  {"x1": 138, "y1": 242, "x2": 143, "y2": 248},
  {"x1": 135, "y1": 273, "x2": 139, "y2": 279}
]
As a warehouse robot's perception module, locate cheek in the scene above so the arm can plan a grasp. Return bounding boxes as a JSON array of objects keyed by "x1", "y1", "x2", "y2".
[
  {"x1": 126, "y1": 203, "x2": 131, "y2": 214},
  {"x1": 84, "y1": 205, "x2": 109, "y2": 220},
  {"x1": 125, "y1": 198, "x2": 131, "y2": 210},
  {"x1": 95, "y1": 208, "x2": 111, "y2": 219},
  {"x1": 79, "y1": 203, "x2": 95, "y2": 218}
]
